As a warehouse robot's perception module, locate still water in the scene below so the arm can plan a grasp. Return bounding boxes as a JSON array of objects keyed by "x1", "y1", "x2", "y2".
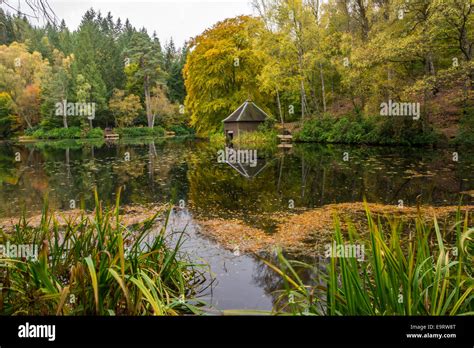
[{"x1": 0, "y1": 138, "x2": 473, "y2": 310}]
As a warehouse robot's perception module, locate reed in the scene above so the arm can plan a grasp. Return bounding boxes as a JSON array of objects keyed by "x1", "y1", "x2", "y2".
[
  {"x1": 264, "y1": 205, "x2": 473, "y2": 315},
  {"x1": 0, "y1": 190, "x2": 207, "y2": 315}
]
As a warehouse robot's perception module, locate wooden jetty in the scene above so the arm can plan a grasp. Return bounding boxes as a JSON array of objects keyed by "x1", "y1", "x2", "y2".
[
  {"x1": 104, "y1": 128, "x2": 119, "y2": 140},
  {"x1": 277, "y1": 134, "x2": 293, "y2": 142}
]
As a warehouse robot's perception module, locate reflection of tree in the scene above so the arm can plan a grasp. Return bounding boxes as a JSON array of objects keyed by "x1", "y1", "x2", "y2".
[
  {"x1": 187, "y1": 148, "x2": 279, "y2": 220},
  {"x1": 148, "y1": 142, "x2": 157, "y2": 182},
  {"x1": 1, "y1": 140, "x2": 473, "y2": 219},
  {"x1": 0, "y1": 145, "x2": 51, "y2": 215},
  {"x1": 291, "y1": 144, "x2": 474, "y2": 207},
  {"x1": 187, "y1": 143, "x2": 474, "y2": 223},
  {"x1": 113, "y1": 148, "x2": 146, "y2": 184},
  {"x1": 0, "y1": 144, "x2": 20, "y2": 186},
  {"x1": 0, "y1": 140, "x2": 173, "y2": 215}
]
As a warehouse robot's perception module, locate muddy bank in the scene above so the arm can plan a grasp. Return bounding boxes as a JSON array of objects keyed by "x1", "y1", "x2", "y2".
[{"x1": 196, "y1": 203, "x2": 474, "y2": 255}]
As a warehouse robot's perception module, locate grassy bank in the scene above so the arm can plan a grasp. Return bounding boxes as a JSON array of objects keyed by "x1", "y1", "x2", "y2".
[
  {"x1": 0, "y1": 191, "x2": 206, "y2": 315},
  {"x1": 266, "y1": 206, "x2": 473, "y2": 315},
  {"x1": 22, "y1": 125, "x2": 194, "y2": 141}
]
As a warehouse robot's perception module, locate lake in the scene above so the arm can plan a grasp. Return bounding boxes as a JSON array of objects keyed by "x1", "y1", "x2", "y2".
[{"x1": 0, "y1": 137, "x2": 473, "y2": 311}]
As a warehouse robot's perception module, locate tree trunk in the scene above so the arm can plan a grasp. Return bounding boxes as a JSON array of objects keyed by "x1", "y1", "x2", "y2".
[
  {"x1": 24, "y1": 116, "x2": 32, "y2": 129},
  {"x1": 292, "y1": 13, "x2": 307, "y2": 121},
  {"x1": 355, "y1": 0, "x2": 370, "y2": 41},
  {"x1": 276, "y1": 89, "x2": 283, "y2": 125},
  {"x1": 300, "y1": 79, "x2": 306, "y2": 120},
  {"x1": 62, "y1": 87, "x2": 68, "y2": 128},
  {"x1": 144, "y1": 75, "x2": 153, "y2": 128},
  {"x1": 65, "y1": 148, "x2": 71, "y2": 179},
  {"x1": 319, "y1": 62, "x2": 326, "y2": 113}
]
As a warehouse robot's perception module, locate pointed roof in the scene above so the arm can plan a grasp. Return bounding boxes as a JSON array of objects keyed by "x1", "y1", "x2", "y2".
[
  {"x1": 226, "y1": 160, "x2": 269, "y2": 179},
  {"x1": 223, "y1": 100, "x2": 269, "y2": 123}
]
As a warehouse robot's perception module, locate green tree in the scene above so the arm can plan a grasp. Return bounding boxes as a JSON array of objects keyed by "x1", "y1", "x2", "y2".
[
  {"x1": 76, "y1": 74, "x2": 93, "y2": 128},
  {"x1": 126, "y1": 29, "x2": 164, "y2": 128},
  {"x1": 73, "y1": 9, "x2": 107, "y2": 124},
  {"x1": 40, "y1": 49, "x2": 74, "y2": 129}
]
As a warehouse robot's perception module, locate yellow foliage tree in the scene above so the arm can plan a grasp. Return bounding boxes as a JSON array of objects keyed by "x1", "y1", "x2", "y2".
[{"x1": 183, "y1": 15, "x2": 270, "y2": 136}]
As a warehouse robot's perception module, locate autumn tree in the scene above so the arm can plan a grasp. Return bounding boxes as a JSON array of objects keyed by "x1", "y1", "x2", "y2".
[
  {"x1": 183, "y1": 15, "x2": 270, "y2": 135},
  {"x1": 149, "y1": 85, "x2": 176, "y2": 127},
  {"x1": 0, "y1": 92, "x2": 20, "y2": 138},
  {"x1": 109, "y1": 89, "x2": 143, "y2": 127},
  {"x1": 0, "y1": 42, "x2": 49, "y2": 129}
]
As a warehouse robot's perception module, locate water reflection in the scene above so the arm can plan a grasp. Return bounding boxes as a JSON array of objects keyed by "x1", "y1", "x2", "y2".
[
  {"x1": 0, "y1": 138, "x2": 473, "y2": 310},
  {"x1": 1, "y1": 139, "x2": 473, "y2": 218}
]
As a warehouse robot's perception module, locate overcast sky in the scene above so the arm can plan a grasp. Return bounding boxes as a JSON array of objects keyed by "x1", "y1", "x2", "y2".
[{"x1": 38, "y1": 0, "x2": 254, "y2": 46}]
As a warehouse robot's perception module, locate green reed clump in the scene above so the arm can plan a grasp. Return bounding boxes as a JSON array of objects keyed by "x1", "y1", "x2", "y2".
[
  {"x1": 0, "y1": 191, "x2": 206, "y2": 315},
  {"x1": 265, "y1": 206, "x2": 473, "y2": 316}
]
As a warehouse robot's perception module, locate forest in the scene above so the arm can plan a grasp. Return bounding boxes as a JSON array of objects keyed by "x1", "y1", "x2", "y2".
[
  {"x1": 0, "y1": 8, "x2": 188, "y2": 139},
  {"x1": 1, "y1": 1, "x2": 473, "y2": 145}
]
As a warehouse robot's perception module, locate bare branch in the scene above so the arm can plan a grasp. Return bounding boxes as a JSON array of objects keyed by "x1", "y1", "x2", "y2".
[{"x1": 0, "y1": 0, "x2": 57, "y2": 25}]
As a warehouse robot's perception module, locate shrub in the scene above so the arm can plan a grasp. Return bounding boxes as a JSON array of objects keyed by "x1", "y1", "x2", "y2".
[
  {"x1": 118, "y1": 126, "x2": 165, "y2": 138},
  {"x1": 32, "y1": 127, "x2": 82, "y2": 139},
  {"x1": 169, "y1": 124, "x2": 195, "y2": 136},
  {"x1": 86, "y1": 127, "x2": 104, "y2": 138},
  {"x1": 234, "y1": 129, "x2": 277, "y2": 148},
  {"x1": 209, "y1": 132, "x2": 225, "y2": 147},
  {"x1": 32, "y1": 128, "x2": 46, "y2": 138},
  {"x1": 454, "y1": 107, "x2": 474, "y2": 145},
  {"x1": 23, "y1": 126, "x2": 40, "y2": 136},
  {"x1": 295, "y1": 115, "x2": 440, "y2": 146}
]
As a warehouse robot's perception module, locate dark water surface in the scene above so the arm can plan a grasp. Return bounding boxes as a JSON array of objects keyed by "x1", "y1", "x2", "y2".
[{"x1": 0, "y1": 138, "x2": 473, "y2": 310}]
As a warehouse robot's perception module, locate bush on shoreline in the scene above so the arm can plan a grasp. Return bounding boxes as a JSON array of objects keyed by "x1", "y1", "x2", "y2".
[
  {"x1": 116, "y1": 126, "x2": 166, "y2": 138},
  {"x1": 32, "y1": 126, "x2": 82, "y2": 139},
  {"x1": 294, "y1": 115, "x2": 441, "y2": 146},
  {"x1": 27, "y1": 126, "x2": 173, "y2": 140},
  {"x1": 169, "y1": 124, "x2": 195, "y2": 136}
]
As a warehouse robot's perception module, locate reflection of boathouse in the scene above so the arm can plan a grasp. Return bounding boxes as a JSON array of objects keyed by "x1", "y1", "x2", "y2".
[
  {"x1": 223, "y1": 100, "x2": 269, "y2": 140},
  {"x1": 219, "y1": 147, "x2": 268, "y2": 179},
  {"x1": 226, "y1": 159, "x2": 268, "y2": 179}
]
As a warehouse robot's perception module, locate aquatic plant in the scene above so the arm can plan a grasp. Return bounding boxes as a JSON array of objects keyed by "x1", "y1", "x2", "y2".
[
  {"x1": 265, "y1": 206, "x2": 473, "y2": 315},
  {"x1": 0, "y1": 190, "x2": 206, "y2": 315}
]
